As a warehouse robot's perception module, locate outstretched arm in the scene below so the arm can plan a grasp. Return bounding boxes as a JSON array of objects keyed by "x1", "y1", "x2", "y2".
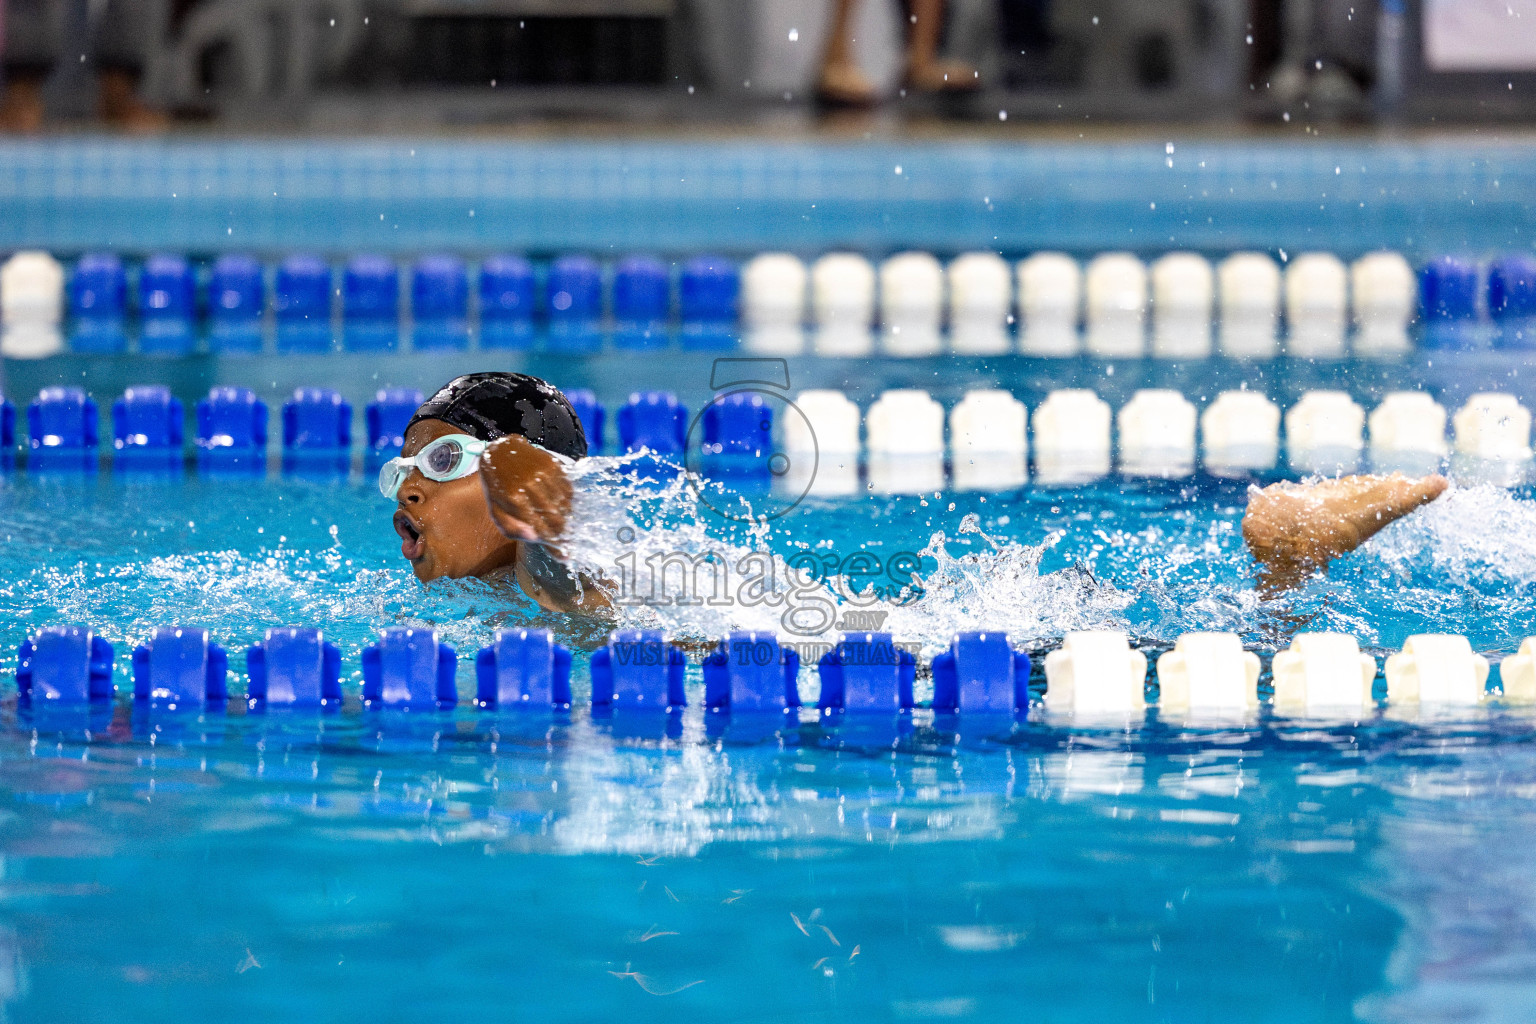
[
  {"x1": 1242, "y1": 473, "x2": 1448, "y2": 593},
  {"x1": 478, "y1": 434, "x2": 612, "y2": 615}
]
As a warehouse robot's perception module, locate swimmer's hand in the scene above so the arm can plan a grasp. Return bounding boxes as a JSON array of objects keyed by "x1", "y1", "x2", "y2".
[
  {"x1": 1242, "y1": 472, "x2": 1448, "y2": 593},
  {"x1": 480, "y1": 434, "x2": 573, "y2": 552},
  {"x1": 479, "y1": 435, "x2": 611, "y2": 615}
]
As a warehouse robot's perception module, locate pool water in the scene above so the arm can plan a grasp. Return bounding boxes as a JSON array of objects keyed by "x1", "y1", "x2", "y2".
[{"x1": 3, "y1": 465, "x2": 1536, "y2": 1021}]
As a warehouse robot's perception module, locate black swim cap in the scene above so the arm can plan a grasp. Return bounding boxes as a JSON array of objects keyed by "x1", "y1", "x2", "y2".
[{"x1": 407, "y1": 372, "x2": 587, "y2": 459}]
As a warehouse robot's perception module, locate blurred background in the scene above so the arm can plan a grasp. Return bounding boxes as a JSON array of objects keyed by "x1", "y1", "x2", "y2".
[{"x1": 0, "y1": 0, "x2": 1530, "y2": 133}]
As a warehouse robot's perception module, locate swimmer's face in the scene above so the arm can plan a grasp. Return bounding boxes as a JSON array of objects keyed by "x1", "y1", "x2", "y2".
[{"x1": 393, "y1": 418, "x2": 518, "y2": 582}]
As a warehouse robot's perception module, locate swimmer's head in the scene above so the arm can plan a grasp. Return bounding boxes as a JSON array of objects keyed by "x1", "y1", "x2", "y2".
[{"x1": 392, "y1": 373, "x2": 586, "y2": 582}]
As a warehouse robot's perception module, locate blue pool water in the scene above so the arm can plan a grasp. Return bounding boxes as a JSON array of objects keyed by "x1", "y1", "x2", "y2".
[
  {"x1": 4, "y1": 133, "x2": 1536, "y2": 1022},
  {"x1": 4, "y1": 448, "x2": 1536, "y2": 1020}
]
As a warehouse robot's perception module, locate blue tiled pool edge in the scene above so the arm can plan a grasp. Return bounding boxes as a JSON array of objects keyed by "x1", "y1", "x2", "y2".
[{"x1": 0, "y1": 137, "x2": 1532, "y2": 254}]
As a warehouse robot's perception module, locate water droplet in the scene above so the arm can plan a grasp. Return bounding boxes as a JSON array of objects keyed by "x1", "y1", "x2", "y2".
[
  {"x1": 788, "y1": 28, "x2": 799, "y2": 41},
  {"x1": 998, "y1": 110, "x2": 1008, "y2": 121}
]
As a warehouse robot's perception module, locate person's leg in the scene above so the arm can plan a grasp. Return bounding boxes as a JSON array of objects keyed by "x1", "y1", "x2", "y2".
[
  {"x1": 1, "y1": 0, "x2": 58, "y2": 132},
  {"x1": 817, "y1": 0, "x2": 877, "y2": 105},
  {"x1": 903, "y1": 0, "x2": 978, "y2": 91}
]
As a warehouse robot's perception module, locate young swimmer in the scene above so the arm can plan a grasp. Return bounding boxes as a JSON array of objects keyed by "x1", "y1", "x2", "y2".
[
  {"x1": 384, "y1": 372, "x2": 610, "y2": 615},
  {"x1": 387, "y1": 371, "x2": 1453, "y2": 610}
]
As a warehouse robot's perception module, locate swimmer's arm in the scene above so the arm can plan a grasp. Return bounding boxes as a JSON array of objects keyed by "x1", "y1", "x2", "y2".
[
  {"x1": 514, "y1": 544, "x2": 613, "y2": 616},
  {"x1": 1242, "y1": 472, "x2": 1447, "y2": 593},
  {"x1": 480, "y1": 434, "x2": 614, "y2": 616}
]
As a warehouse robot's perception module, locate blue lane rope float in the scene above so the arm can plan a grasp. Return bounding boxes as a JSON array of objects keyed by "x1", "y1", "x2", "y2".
[
  {"x1": 343, "y1": 253, "x2": 400, "y2": 352},
  {"x1": 930, "y1": 631, "x2": 1032, "y2": 715},
  {"x1": 702, "y1": 631, "x2": 801, "y2": 714},
  {"x1": 196, "y1": 386, "x2": 267, "y2": 476},
  {"x1": 1490, "y1": 254, "x2": 1536, "y2": 351},
  {"x1": 613, "y1": 254, "x2": 670, "y2": 351},
  {"x1": 137, "y1": 253, "x2": 197, "y2": 356},
  {"x1": 68, "y1": 252, "x2": 128, "y2": 354},
  {"x1": 208, "y1": 254, "x2": 265, "y2": 354},
  {"x1": 29, "y1": 247, "x2": 1536, "y2": 357},
  {"x1": 27, "y1": 387, "x2": 98, "y2": 473},
  {"x1": 2, "y1": 625, "x2": 1518, "y2": 715},
  {"x1": 113, "y1": 385, "x2": 184, "y2": 475},
  {"x1": 478, "y1": 253, "x2": 536, "y2": 350},
  {"x1": 546, "y1": 253, "x2": 603, "y2": 353},
  {"x1": 411, "y1": 254, "x2": 470, "y2": 352},
  {"x1": 475, "y1": 628, "x2": 573, "y2": 709},
  {"x1": 590, "y1": 629, "x2": 687, "y2": 712},
  {"x1": 817, "y1": 632, "x2": 917, "y2": 714},
  {"x1": 274, "y1": 253, "x2": 333, "y2": 353},
  {"x1": 361, "y1": 627, "x2": 458, "y2": 709},
  {"x1": 17, "y1": 626, "x2": 116, "y2": 703},
  {"x1": 282, "y1": 387, "x2": 351, "y2": 478},
  {"x1": 680, "y1": 254, "x2": 739, "y2": 350},
  {"x1": 30, "y1": 246, "x2": 1536, "y2": 357},
  {"x1": 132, "y1": 627, "x2": 228, "y2": 705},
  {"x1": 365, "y1": 388, "x2": 423, "y2": 471},
  {"x1": 246, "y1": 627, "x2": 343, "y2": 708},
  {"x1": 564, "y1": 388, "x2": 604, "y2": 455},
  {"x1": 0, "y1": 394, "x2": 13, "y2": 471}
]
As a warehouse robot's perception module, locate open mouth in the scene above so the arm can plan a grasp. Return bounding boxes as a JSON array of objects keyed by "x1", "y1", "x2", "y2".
[{"x1": 393, "y1": 510, "x2": 426, "y2": 562}]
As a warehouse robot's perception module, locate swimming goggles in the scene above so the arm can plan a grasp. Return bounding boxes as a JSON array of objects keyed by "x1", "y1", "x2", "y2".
[{"x1": 378, "y1": 433, "x2": 488, "y2": 499}]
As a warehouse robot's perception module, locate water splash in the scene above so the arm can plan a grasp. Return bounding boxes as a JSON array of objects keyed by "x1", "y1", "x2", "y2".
[{"x1": 562, "y1": 460, "x2": 1165, "y2": 656}]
